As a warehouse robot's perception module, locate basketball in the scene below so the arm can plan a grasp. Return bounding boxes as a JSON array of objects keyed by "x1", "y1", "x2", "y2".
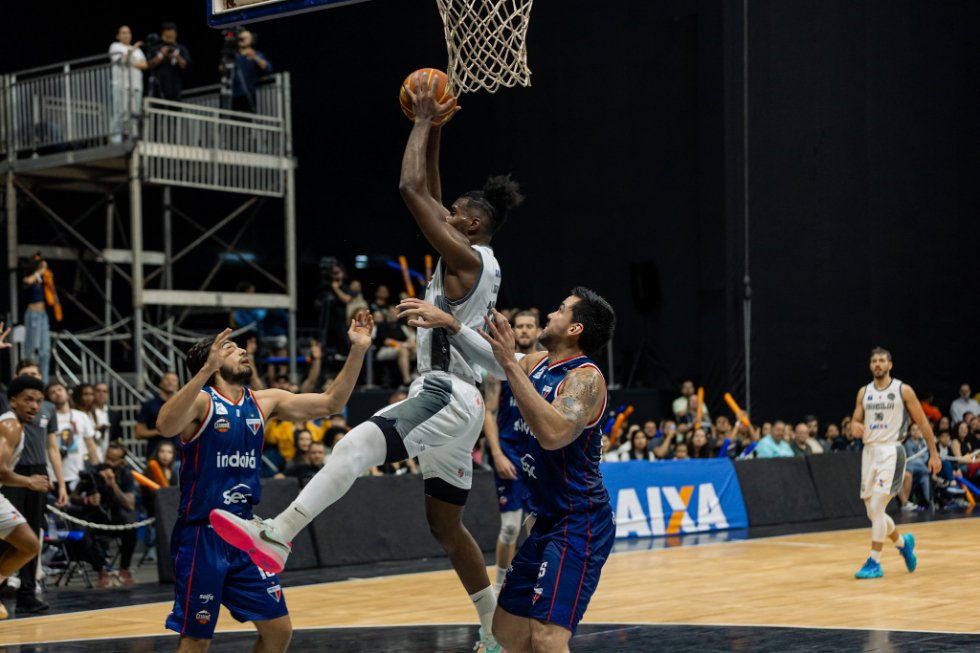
[{"x1": 399, "y1": 68, "x2": 456, "y2": 126}]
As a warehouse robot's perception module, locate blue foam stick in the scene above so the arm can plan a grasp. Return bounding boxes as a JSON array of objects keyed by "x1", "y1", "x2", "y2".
[
  {"x1": 385, "y1": 259, "x2": 426, "y2": 282},
  {"x1": 738, "y1": 440, "x2": 759, "y2": 459},
  {"x1": 716, "y1": 437, "x2": 731, "y2": 458},
  {"x1": 957, "y1": 476, "x2": 980, "y2": 497}
]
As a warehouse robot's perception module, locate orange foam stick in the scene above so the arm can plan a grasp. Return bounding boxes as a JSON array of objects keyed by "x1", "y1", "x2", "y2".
[
  {"x1": 611, "y1": 413, "x2": 627, "y2": 441},
  {"x1": 398, "y1": 256, "x2": 415, "y2": 298},
  {"x1": 622, "y1": 406, "x2": 635, "y2": 420},
  {"x1": 724, "y1": 392, "x2": 751, "y2": 428},
  {"x1": 696, "y1": 387, "x2": 704, "y2": 424},
  {"x1": 132, "y1": 470, "x2": 161, "y2": 491},
  {"x1": 424, "y1": 254, "x2": 433, "y2": 286},
  {"x1": 147, "y1": 459, "x2": 169, "y2": 488}
]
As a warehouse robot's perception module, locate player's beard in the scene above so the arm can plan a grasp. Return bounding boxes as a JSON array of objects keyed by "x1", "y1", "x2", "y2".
[
  {"x1": 219, "y1": 364, "x2": 252, "y2": 386},
  {"x1": 538, "y1": 330, "x2": 556, "y2": 351}
]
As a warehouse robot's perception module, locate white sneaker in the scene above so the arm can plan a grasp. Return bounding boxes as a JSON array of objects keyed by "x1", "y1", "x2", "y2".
[
  {"x1": 473, "y1": 626, "x2": 503, "y2": 653},
  {"x1": 901, "y1": 502, "x2": 920, "y2": 513},
  {"x1": 209, "y1": 510, "x2": 292, "y2": 573}
]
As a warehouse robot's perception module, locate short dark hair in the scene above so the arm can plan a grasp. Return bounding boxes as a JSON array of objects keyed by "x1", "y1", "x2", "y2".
[
  {"x1": 870, "y1": 346, "x2": 892, "y2": 361},
  {"x1": 7, "y1": 375, "x2": 45, "y2": 399},
  {"x1": 186, "y1": 337, "x2": 216, "y2": 383},
  {"x1": 15, "y1": 358, "x2": 39, "y2": 373},
  {"x1": 45, "y1": 381, "x2": 66, "y2": 395},
  {"x1": 161, "y1": 21, "x2": 178, "y2": 32},
  {"x1": 107, "y1": 441, "x2": 127, "y2": 455},
  {"x1": 570, "y1": 287, "x2": 616, "y2": 354},
  {"x1": 325, "y1": 426, "x2": 347, "y2": 447},
  {"x1": 513, "y1": 309, "x2": 539, "y2": 326},
  {"x1": 309, "y1": 441, "x2": 326, "y2": 451}
]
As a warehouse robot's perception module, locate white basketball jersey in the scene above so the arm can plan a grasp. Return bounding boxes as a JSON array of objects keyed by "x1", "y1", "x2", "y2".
[
  {"x1": 0, "y1": 411, "x2": 26, "y2": 488},
  {"x1": 416, "y1": 245, "x2": 501, "y2": 384},
  {"x1": 862, "y1": 379, "x2": 908, "y2": 445}
]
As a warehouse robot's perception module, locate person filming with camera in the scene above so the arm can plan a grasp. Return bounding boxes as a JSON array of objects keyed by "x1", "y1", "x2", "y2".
[
  {"x1": 219, "y1": 28, "x2": 272, "y2": 113},
  {"x1": 147, "y1": 22, "x2": 191, "y2": 101}
]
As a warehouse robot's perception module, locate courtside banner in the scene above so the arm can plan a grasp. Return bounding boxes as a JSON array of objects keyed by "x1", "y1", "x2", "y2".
[{"x1": 602, "y1": 459, "x2": 748, "y2": 539}]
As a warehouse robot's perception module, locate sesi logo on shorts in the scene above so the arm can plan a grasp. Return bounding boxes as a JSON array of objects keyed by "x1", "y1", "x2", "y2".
[{"x1": 222, "y1": 483, "x2": 253, "y2": 505}]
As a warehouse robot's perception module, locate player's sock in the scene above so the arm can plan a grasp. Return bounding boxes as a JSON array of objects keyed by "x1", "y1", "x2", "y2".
[
  {"x1": 470, "y1": 585, "x2": 497, "y2": 635},
  {"x1": 869, "y1": 549, "x2": 881, "y2": 563},
  {"x1": 894, "y1": 534, "x2": 906, "y2": 550},
  {"x1": 273, "y1": 421, "x2": 388, "y2": 542},
  {"x1": 493, "y1": 566, "x2": 507, "y2": 594}
]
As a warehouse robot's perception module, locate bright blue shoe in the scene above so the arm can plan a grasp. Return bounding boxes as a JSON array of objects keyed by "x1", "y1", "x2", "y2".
[
  {"x1": 854, "y1": 557, "x2": 884, "y2": 579},
  {"x1": 898, "y1": 534, "x2": 917, "y2": 572}
]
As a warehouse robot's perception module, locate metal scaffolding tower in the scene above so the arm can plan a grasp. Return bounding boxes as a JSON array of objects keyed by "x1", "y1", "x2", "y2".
[{"x1": 1, "y1": 53, "x2": 299, "y2": 391}]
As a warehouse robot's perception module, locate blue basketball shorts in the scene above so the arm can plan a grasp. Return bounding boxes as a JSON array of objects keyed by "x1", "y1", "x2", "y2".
[
  {"x1": 494, "y1": 438, "x2": 527, "y2": 513},
  {"x1": 497, "y1": 503, "x2": 615, "y2": 633},
  {"x1": 166, "y1": 520, "x2": 288, "y2": 639}
]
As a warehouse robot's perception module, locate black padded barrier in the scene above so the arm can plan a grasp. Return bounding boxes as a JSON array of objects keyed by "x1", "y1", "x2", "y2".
[
  {"x1": 734, "y1": 457, "x2": 824, "y2": 526},
  {"x1": 156, "y1": 471, "x2": 500, "y2": 583},
  {"x1": 805, "y1": 451, "x2": 867, "y2": 519}
]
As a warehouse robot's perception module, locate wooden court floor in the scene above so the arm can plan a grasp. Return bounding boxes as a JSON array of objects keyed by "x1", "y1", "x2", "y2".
[{"x1": 2, "y1": 519, "x2": 975, "y2": 646}]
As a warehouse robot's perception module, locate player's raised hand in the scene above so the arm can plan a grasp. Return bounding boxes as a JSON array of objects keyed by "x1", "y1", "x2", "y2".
[
  {"x1": 348, "y1": 309, "x2": 375, "y2": 350},
  {"x1": 0, "y1": 321, "x2": 11, "y2": 350},
  {"x1": 404, "y1": 70, "x2": 459, "y2": 125},
  {"x1": 206, "y1": 328, "x2": 236, "y2": 373},
  {"x1": 397, "y1": 297, "x2": 455, "y2": 330},
  {"x1": 479, "y1": 309, "x2": 517, "y2": 367}
]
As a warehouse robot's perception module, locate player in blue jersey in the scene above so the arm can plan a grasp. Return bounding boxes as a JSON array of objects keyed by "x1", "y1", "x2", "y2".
[
  {"x1": 482, "y1": 310, "x2": 540, "y2": 594},
  {"x1": 155, "y1": 313, "x2": 373, "y2": 653},
  {"x1": 399, "y1": 287, "x2": 616, "y2": 652}
]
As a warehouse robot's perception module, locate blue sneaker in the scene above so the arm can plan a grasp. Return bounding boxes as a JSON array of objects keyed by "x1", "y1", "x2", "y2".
[
  {"x1": 898, "y1": 534, "x2": 917, "y2": 572},
  {"x1": 474, "y1": 626, "x2": 502, "y2": 653},
  {"x1": 854, "y1": 557, "x2": 883, "y2": 579}
]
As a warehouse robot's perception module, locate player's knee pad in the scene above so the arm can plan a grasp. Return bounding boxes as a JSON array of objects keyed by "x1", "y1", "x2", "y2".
[{"x1": 498, "y1": 510, "x2": 522, "y2": 545}]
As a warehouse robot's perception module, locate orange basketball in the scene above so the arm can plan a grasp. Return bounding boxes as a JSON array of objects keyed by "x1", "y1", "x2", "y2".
[{"x1": 399, "y1": 68, "x2": 456, "y2": 126}]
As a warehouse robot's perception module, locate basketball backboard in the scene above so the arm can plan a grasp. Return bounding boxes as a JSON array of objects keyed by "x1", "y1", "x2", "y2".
[{"x1": 208, "y1": 0, "x2": 370, "y2": 27}]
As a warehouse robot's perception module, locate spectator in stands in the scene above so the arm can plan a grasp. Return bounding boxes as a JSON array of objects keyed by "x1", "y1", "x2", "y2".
[
  {"x1": 904, "y1": 424, "x2": 932, "y2": 509},
  {"x1": 754, "y1": 421, "x2": 794, "y2": 458},
  {"x1": 714, "y1": 415, "x2": 733, "y2": 443},
  {"x1": 831, "y1": 421, "x2": 863, "y2": 452},
  {"x1": 92, "y1": 382, "x2": 122, "y2": 455},
  {"x1": 688, "y1": 428, "x2": 714, "y2": 459},
  {"x1": 135, "y1": 371, "x2": 178, "y2": 460},
  {"x1": 817, "y1": 423, "x2": 839, "y2": 452},
  {"x1": 600, "y1": 434, "x2": 618, "y2": 462},
  {"x1": 47, "y1": 382, "x2": 100, "y2": 490},
  {"x1": 70, "y1": 443, "x2": 137, "y2": 587},
  {"x1": 72, "y1": 384, "x2": 102, "y2": 453},
  {"x1": 22, "y1": 255, "x2": 54, "y2": 383},
  {"x1": 673, "y1": 442, "x2": 690, "y2": 460},
  {"x1": 673, "y1": 380, "x2": 695, "y2": 417},
  {"x1": 346, "y1": 280, "x2": 369, "y2": 321},
  {"x1": 220, "y1": 29, "x2": 271, "y2": 113},
  {"x1": 625, "y1": 427, "x2": 655, "y2": 461},
  {"x1": 147, "y1": 22, "x2": 191, "y2": 101},
  {"x1": 937, "y1": 415, "x2": 951, "y2": 435},
  {"x1": 642, "y1": 420, "x2": 657, "y2": 439},
  {"x1": 651, "y1": 421, "x2": 678, "y2": 459},
  {"x1": 321, "y1": 263, "x2": 353, "y2": 354},
  {"x1": 950, "y1": 384, "x2": 980, "y2": 425},
  {"x1": 373, "y1": 303, "x2": 417, "y2": 389},
  {"x1": 919, "y1": 392, "x2": 942, "y2": 424},
  {"x1": 282, "y1": 441, "x2": 326, "y2": 487},
  {"x1": 109, "y1": 25, "x2": 148, "y2": 144},
  {"x1": 789, "y1": 422, "x2": 820, "y2": 456},
  {"x1": 804, "y1": 414, "x2": 819, "y2": 441},
  {"x1": 678, "y1": 394, "x2": 711, "y2": 435}
]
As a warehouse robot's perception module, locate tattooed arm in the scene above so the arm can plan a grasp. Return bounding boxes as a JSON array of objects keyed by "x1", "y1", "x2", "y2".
[{"x1": 504, "y1": 365, "x2": 605, "y2": 451}]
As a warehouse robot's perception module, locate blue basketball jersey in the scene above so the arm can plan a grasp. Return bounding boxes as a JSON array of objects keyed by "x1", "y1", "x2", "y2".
[
  {"x1": 497, "y1": 380, "x2": 524, "y2": 446},
  {"x1": 178, "y1": 387, "x2": 265, "y2": 524},
  {"x1": 522, "y1": 355, "x2": 609, "y2": 520}
]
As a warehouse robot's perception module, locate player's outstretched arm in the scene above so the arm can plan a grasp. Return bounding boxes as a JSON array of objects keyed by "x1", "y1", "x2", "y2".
[
  {"x1": 262, "y1": 311, "x2": 373, "y2": 421},
  {"x1": 902, "y1": 384, "x2": 942, "y2": 474},
  {"x1": 157, "y1": 328, "x2": 235, "y2": 438},
  {"x1": 481, "y1": 309, "x2": 601, "y2": 450},
  {"x1": 399, "y1": 73, "x2": 477, "y2": 274},
  {"x1": 851, "y1": 387, "x2": 866, "y2": 439}
]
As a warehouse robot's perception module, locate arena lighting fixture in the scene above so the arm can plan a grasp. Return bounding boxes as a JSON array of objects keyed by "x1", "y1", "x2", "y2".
[{"x1": 208, "y1": 0, "x2": 371, "y2": 27}]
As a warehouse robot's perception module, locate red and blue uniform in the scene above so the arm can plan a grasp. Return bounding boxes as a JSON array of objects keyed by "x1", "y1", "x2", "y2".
[
  {"x1": 494, "y1": 380, "x2": 529, "y2": 513},
  {"x1": 165, "y1": 387, "x2": 287, "y2": 639},
  {"x1": 497, "y1": 355, "x2": 615, "y2": 633}
]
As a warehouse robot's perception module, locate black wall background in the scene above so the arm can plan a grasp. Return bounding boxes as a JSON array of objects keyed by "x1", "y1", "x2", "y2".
[{"x1": 1, "y1": 1, "x2": 978, "y2": 425}]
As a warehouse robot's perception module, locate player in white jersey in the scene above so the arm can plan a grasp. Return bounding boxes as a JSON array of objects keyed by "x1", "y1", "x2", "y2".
[
  {"x1": 210, "y1": 72, "x2": 523, "y2": 650},
  {"x1": 851, "y1": 347, "x2": 941, "y2": 579},
  {"x1": 0, "y1": 375, "x2": 53, "y2": 620}
]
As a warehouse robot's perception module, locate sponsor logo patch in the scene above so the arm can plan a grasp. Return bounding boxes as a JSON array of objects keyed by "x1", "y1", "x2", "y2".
[
  {"x1": 215, "y1": 418, "x2": 231, "y2": 433},
  {"x1": 215, "y1": 402, "x2": 229, "y2": 415},
  {"x1": 199, "y1": 593, "x2": 214, "y2": 603},
  {"x1": 222, "y1": 483, "x2": 253, "y2": 505},
  {"x1": 246, "y1": 418, "x2": 262, "y2": 435},
  {"x1": 196, "y1": 610, "x2": 211, "y2": 624}
]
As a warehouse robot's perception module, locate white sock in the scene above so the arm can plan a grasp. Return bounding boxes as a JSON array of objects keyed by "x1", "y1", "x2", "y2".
[
  {"x1": 271, "y1": 421, "x2": 388, "y2": 542},
  {"x1": 469, "y1": 585, "x2": 497, "y2": 635},
  {"x1": 894, "y1": 534, "x2": 906, "y2": 549},
  {"x1": 870, "y1": 549, "x2": 882, "y2": 563},
  {"x1": 494, "y1": 566, "x2": 508, "y2": 594}
]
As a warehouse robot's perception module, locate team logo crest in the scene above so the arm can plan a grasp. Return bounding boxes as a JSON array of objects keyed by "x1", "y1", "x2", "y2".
[
  {"x1": 215, "y1": 418, "x2": 231, "y2": 433},
  {"x1": 267, "y1": 584, "x2": 283, "y2": 602},
  {"x1": 196, "y1": 610, "x2": 211, "y2": 624},
  {"x1": 246, "y1": 418, "x2": 262, "y2": 435},
  {"x1": 887, "y1": 393, "x2": 895, "y2": 400},
  {"x1": 215, "y1": 402, "x2": 229, "y2": 416}
]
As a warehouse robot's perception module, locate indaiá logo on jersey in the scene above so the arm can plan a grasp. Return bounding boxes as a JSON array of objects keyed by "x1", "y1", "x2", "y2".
[{"x1": 216, "y1": 449, "x2": 258, "y2": 469}]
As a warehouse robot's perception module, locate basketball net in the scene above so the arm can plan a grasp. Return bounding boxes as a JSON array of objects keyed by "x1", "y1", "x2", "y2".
[{"x1": 437, "y1": 0, "x2": 533, "y2": 94}]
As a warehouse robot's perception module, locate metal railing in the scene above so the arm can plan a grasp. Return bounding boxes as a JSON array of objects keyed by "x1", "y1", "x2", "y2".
[
  {"x1": 1, "y1": 53, "x2": 140, "y2": 158},
  {"x1": 181, "y1": 76, "x2": 286, "y2": 119}
]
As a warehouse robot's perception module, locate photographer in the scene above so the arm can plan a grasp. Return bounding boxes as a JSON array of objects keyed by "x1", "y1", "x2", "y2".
[
  {"x1": 146, "y1": 22, "x2": 191, "y2": 101},
  {"x1": 219, "y1": 28, "x2": 272, "y2": 113},
  {"x1": 69, "y1": 442, "x2": 137, "y2": 587}
]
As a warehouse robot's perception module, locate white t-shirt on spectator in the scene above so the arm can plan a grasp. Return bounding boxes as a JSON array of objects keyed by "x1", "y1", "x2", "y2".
[
  {"x1": 109, "y1": 42, "x2": 145, "y2": 91},
  {"x1": 51, "y1": 408, "x2": 96, "y2": 489},
  {"x1": 950, "y1": 396, "x2": 980, "y2": 425}
]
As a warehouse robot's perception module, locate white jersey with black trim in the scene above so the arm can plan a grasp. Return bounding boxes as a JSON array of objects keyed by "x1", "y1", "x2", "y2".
[
  {"x1": 862, "y1": 378, "x2": 908, "y2": 446},
  {"x1": 0, "y1": 411, "x2": 26, "y2": 488},
  {"x1": 416, "y1": 245, "x2": 501, "y2": 385}
]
